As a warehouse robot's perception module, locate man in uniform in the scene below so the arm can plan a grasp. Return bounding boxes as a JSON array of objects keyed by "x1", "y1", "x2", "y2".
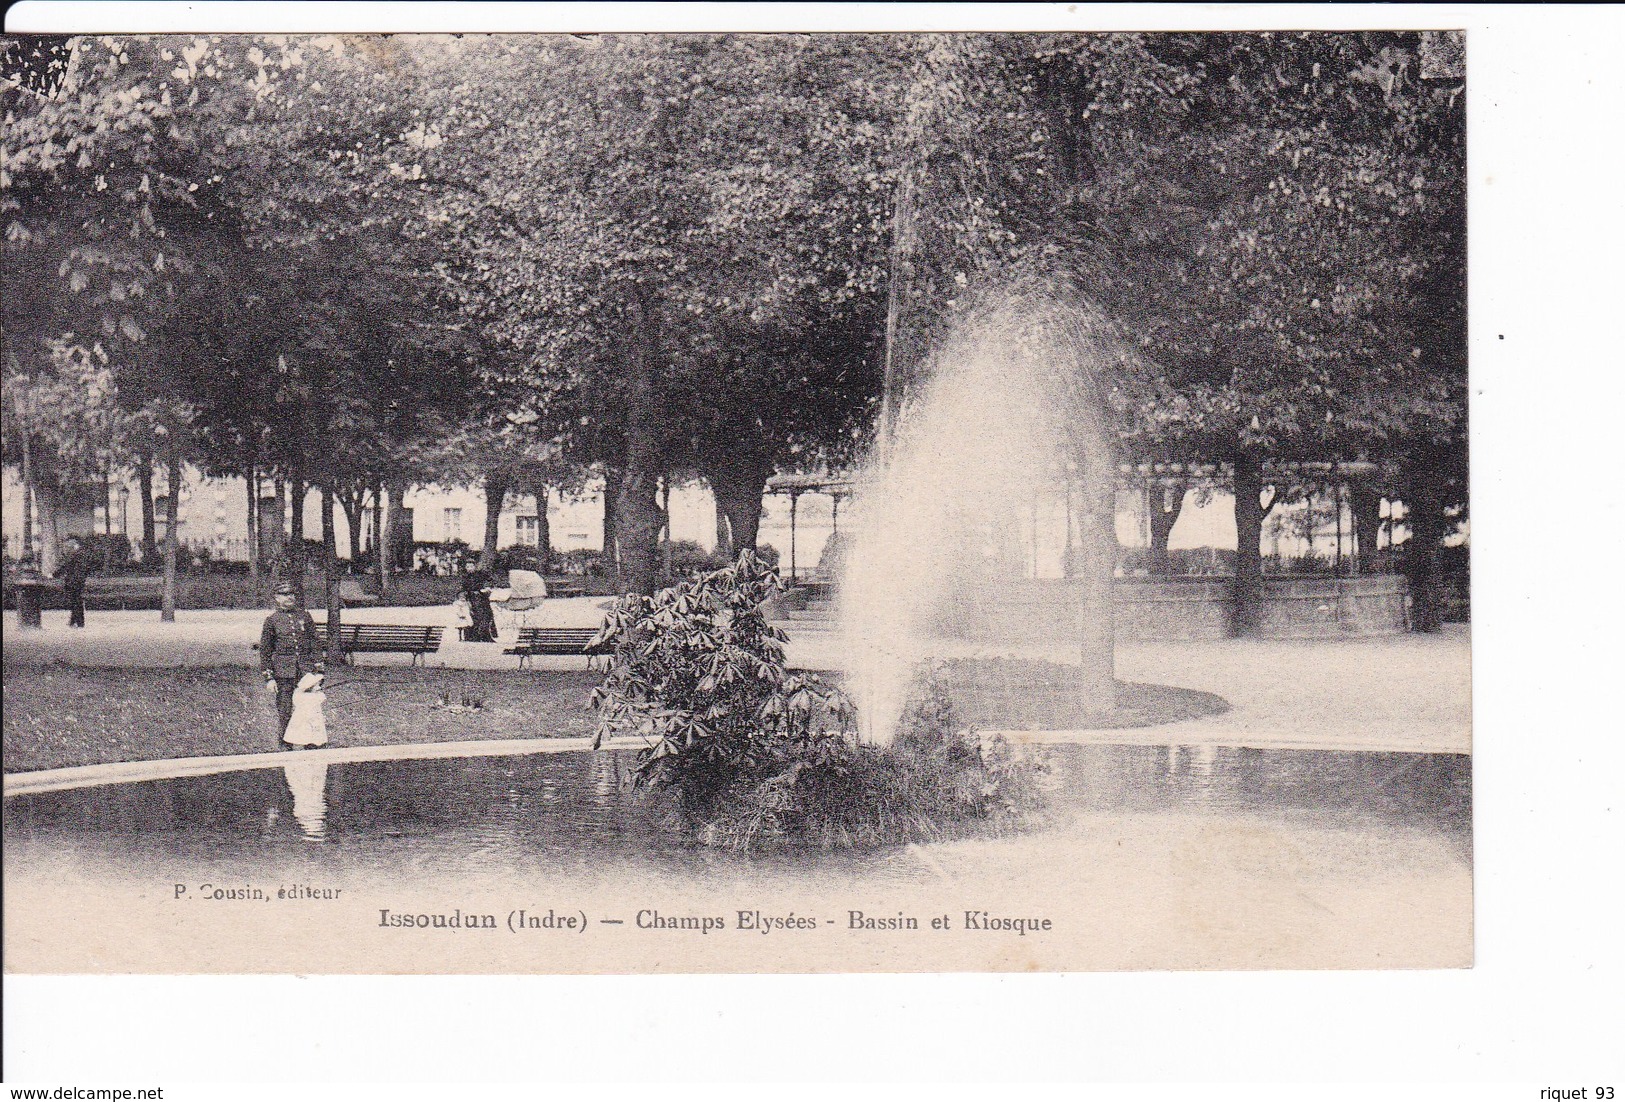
[
  {"x1": 259, "y1": 582, "x2": 324, "y2": 743},
  {"x1": 56, "y1": 536, "x2": 92, "y2": 628}
]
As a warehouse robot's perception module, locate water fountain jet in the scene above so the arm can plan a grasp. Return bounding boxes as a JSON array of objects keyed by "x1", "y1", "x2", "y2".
[{"x1": 841, "y1": 274, "x2": 1121, "y2": 745}]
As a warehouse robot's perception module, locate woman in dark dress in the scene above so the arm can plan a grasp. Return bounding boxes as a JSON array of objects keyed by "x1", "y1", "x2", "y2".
[{"x1": 462, "y1": 571, "x2": 499, "y2": 642}]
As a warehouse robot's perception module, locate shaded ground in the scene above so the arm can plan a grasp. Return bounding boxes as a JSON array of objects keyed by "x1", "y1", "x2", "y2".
[
  {"x1": 932, "y1": 658, "x2": 1228, "y2": 729},
  {"x1": 2, "y1": 663, "x2": 602, "y2": 773}
]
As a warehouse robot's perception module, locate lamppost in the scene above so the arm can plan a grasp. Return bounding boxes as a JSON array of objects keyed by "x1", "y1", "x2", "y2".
[{"x1": 787, "y1": 489, "x2": 800, "y2": 580}]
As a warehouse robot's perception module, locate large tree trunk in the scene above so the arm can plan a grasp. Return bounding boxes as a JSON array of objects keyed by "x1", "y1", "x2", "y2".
[
  {"x1": 1403, "y1": 484, "x2": 1447, "y2": 633},
  {"x1": 384, "y1": 476, "x2": 408, "y2": 589},
  {"x1": 321, "y1": 485, "x2": 344, "y2": 666},
  {"x1": 269, "y1": 477, "x2": 287, "y2": 563},
  {"x1": 617, "y1": 457, "x2": 662, "y2": 595},
  {"x1": 1350, "y1": 482, "x2": 1383, "y2": 575},
  {"x1": 137, "y1": 452, "x2": 158, "y2": 565},
  {"x1": 289, "y1": 475, "x2": 307, "y2": 606},
  {"x1": 19, "y1": 430, "x2": 35, "y2": 564},
  {"x1": 1231, "y1": 449, "x2": 1266, "y2": 637},
  {"x1": 527, "y1": 480, "x2": 553, "y2": 573},
  {"x1": 337, "y1": 485, "x2": 365, "y2": 568},
  {"x1": 1076, "y1": 444, "x2": 1118, "y2": 722},
  {"x1": 34, "y1": 478, "x2": 63, "y2": 578},
  {"x1": 661, "y1": 477, "x2": 674, "y2": 579},
  {"x1": 601, "y1": 465, "x2": 621, "y2": 573},
  {"x1": 245, "y1": 464, "x2": 260, "y2": 583},
  {"x1": 476, "y1": 468, "x2": 510, "y2": 573},
  {"x1": 161, "y1": 451, "x2": 181, "y2": 622},
  {"x1": 349, "y1": 505, "x2": 364, "y2": 568},
  {"x1": 615, "y1": 294, "x2": 665, "y2": 596},
  {"x1": 715, "y1": 502, "x2": 732, "y2": 558},
  {"x1": 1148, "y1": 480, "x2": 1187, "y2": 575},
  {"x1": 706, "y1": 456, "x2": 772, "y2": 560},
  {"x1": 373, "y1": 480, "x2": 389, "y2": 597}
]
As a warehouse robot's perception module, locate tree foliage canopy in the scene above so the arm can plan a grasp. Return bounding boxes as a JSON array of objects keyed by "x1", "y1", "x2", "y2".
[{"x1": 4, "y1": 31, "x2": 1466, "y2": 595}]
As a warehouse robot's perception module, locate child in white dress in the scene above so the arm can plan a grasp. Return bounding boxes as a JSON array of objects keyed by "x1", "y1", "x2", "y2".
[{"x1": 282, "y1": 672, "x2": 329, "y2": 749}]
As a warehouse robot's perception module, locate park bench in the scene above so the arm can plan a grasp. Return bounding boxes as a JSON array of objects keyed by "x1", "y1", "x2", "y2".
[
  {"x1": 504, "y1": 626, "x2": 609, "y2": 669},
  {"x1": 311, "y1": 623, "x2": 444, "y2": 665}
]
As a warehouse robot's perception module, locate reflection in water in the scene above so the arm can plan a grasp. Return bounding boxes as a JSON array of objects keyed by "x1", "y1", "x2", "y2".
[
  {"x1": 1052, "y1": 743, "x2": 1471, "y2": 864},
  {"x1": 283, "y1": 759, "x2": 329, "y2": 841},
  {"x1": 3, "y1": 744, "x2": 1472, "y2": 881},
  {"x1": 1163, "y1": 743, "x2": 1218, "y2": 785}
]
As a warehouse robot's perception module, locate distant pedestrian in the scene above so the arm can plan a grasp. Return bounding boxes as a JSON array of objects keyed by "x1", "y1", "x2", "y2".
[
  {"x1": 56, "y1": 536, "x2": 92, "y2": 629},
  {"x1": 259, "y1": 581, "x2": 325, "y2": 744},
  {"x1": 461, "y1": 571, "x2": 499, "y2": 643}
]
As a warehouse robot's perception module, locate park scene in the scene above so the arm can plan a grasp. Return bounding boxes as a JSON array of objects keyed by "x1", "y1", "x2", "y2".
[{"x1": 2, "y1": 30, "x2": 1469, "y2": 974}]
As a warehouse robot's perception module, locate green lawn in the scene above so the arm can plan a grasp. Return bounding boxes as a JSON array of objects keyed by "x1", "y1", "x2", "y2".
[{"x1": 2, "y1": 662, "x2": 602, "y2": 772}]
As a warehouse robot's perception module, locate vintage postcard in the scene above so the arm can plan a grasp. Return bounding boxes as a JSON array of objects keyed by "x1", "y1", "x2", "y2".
[{"x1": 2, "y1": 24, "x2": 1471, "y2": 978}]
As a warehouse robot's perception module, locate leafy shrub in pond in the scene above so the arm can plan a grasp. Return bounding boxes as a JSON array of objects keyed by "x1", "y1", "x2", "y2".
[
  {"x1": 692, "y1": 668, "x2": 1047, "y2": 852},
  {"x1": 590, "y1": 551, "x2": 850, "y2": 807},
  {"x1": 590, "y1": 553, "x2": 1044, "y2": 851}
]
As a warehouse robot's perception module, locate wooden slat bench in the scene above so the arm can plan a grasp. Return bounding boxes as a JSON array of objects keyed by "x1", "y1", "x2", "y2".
[
  {"x1": 312, "y1": 623, "x2": 444, "y2": 665},
  {"x1": 504, "y1": 626, "x2": 608, "y2": 669}
]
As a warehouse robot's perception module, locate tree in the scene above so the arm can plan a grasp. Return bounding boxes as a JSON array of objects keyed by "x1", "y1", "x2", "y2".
[
  {"x1": 2, "y1": 35, "x2": 204, "y2": 576},
  {"x1": 369, "y1": 36, "x2": 910, "y2": 593},
  {"x1": 12, "y1": 35, "x2": 901, "y2": 599},
  {"x1": 1147, "y1": 479, "x2": 1189, "y2": 575},
  {"x1": 681, "y1": 317, "x2": 884, "y2": 557},
  {"x1": 420, "y1": 417, "x2": 573, "y2": 575},
  {"x1": 990, "y1": 32, "x2": 1466, "y2": 632},
  {"x1": 4, "y1": 34, "x2": 285, "y2": 608},
  {"x1": 0, "y1": 338, "x2": 133, "y2": 574}
]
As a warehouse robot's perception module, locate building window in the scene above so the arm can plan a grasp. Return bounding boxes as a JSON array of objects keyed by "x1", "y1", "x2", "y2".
[
  {"x1": 442, "y1": 508, "x2": 462, "y2": 541},
  {"x1": 515, "y1": 516, "x2": 539, "y2": 547}
]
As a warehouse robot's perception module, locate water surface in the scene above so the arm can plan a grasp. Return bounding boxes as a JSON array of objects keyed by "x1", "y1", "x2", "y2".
[{"x1": 4, "y1": 744, "x2": 1471, "y2": 882}]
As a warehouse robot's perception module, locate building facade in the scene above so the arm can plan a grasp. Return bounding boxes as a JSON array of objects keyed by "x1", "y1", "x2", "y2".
[{"x1": 2, "y1": 465, "x2": 1424, "y2": 576}]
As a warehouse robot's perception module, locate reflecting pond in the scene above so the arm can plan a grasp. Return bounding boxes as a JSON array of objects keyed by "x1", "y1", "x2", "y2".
[{"x1": 4, "y1": 743, "x2": 1471, "y2": 882}]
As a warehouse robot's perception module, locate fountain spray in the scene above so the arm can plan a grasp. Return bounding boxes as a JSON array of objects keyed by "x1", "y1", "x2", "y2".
[{"x1": 840, "y1": 273, "x2": 1120, "y2": 744}]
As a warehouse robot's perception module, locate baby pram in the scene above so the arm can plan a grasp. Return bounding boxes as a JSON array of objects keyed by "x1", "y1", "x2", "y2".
[{"x1": 491, "y1": 569, "x2": 549, "y2": 633}]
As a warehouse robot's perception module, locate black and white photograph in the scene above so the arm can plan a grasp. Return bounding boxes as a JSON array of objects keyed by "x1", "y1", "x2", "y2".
[
  {"x1": 1, "y1": 2, "x2": 1620, "y2": 1093},
  {"x1": 2, "y1": 21, "x2": 1471, "y2": 975}
]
